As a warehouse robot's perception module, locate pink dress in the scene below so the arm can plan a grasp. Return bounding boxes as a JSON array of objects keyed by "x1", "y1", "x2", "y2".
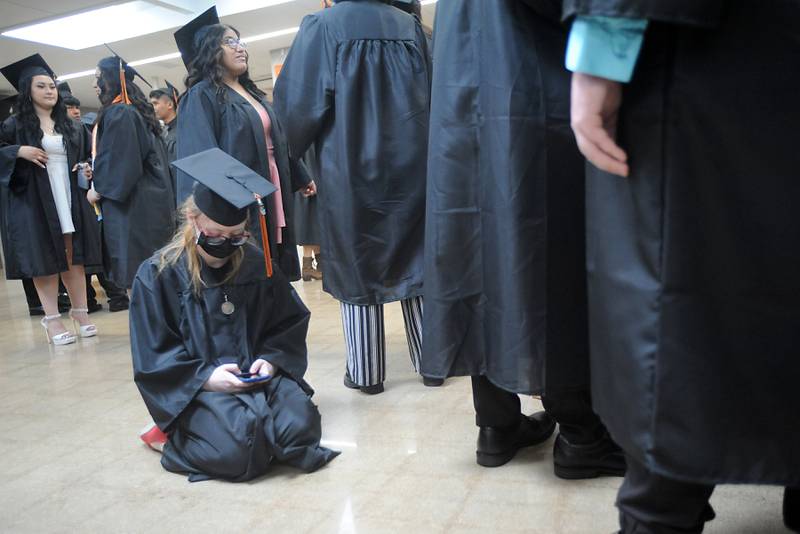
[{"x1": 253, "y1": 104, "x2": 286, "y2": 244}]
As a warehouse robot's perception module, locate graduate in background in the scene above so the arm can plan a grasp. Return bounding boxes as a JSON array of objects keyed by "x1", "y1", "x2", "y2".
[
  {"x1": 88, "y1": 55, "x2": 174, "y2": 289},
  {"x1": 131, "y1": 148, "x2": 338, "y2": 482},
  {"x1": 0, "y1": 55, "x2": 101, "y2": 344},
  {"x1": 57, "y1": 82, "x2": 130, "y2": 312},
  {"x1": 149, "y1": 81, "x2": 179, "y2": 206},
  {"x1": 273, "y1": 0, "x2": 433, "y2": 394},
  {"x1": 566, "y1": 1, "x2": 800, "y2": 530},
  {"x1": 174, "y1": 6, "x2": 312, "y2": 282}
]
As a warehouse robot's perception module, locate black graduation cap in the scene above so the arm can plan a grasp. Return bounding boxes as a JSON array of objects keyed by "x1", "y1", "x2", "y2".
[
  {"x1": 1, "y1": 54, "x2": 55, "y2": 92},
  {"x1": 165, "y1": 80, "x2": 179, "y2": 106},
  {"x1": 98, "y1": 44, "x2": 152, "y2": 88},
  {"x1": 174, "y1": 6, "x2": 220, "y2": 69},
  {"x1": 57, "y1": 81, "x2": 72, "y2": 95},
  {"x1": 172, "y1": 147, "x2": 276, "y2": 226}
]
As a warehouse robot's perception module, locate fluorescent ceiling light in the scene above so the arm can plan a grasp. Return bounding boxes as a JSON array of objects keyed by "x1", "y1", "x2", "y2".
[
  {"x1": 2, "y1": 1, "x2": 194, "y2": 50},
  {"x1": 2, "y1": 0, "x2": 300, "y2": 51},
  {"x1": 56, "y1": 27, "x2": 299, "y2": 81}
]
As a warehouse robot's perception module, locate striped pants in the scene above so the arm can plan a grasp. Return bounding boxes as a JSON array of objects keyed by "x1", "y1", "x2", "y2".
[{"x1": 340, "y1": 296, "x2": 423, "y2": 387}]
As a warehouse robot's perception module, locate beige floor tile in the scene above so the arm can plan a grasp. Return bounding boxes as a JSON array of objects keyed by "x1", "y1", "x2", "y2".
[{"x1": 0, "y1": 275, "x2": 789, "y2": 533}]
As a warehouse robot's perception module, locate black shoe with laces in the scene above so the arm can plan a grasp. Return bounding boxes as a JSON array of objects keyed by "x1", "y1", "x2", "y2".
[
  {"x1": 553, "y1": 433, "x2": 627, "y2": 479},
  {"x1": 476, "y1": 412, "x2": 556, "y2": 468}
]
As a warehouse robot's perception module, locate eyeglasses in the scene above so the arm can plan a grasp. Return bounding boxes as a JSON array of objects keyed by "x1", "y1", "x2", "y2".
[
  {"x1": 222, "y1": 37, "x2": 247, "y2": 50},
  {"x1": 201, "y1": 232, "x2": 250, "y2": 247}
]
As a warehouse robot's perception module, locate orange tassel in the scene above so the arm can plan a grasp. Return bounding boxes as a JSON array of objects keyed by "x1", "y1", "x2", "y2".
[
  {"x1": 112, "y1": 59, "x2": 131, "y2": 105},
  {"x1": 256, "y1": 196, "x2": 273, "y2": 278}
]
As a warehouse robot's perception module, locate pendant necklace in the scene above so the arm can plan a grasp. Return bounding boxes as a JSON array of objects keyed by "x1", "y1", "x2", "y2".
[
  {"x1": 199, "y1": 275, "x2": 235, "y2": 315},
  {"x1": 221, "y1": 294, "x2": 235, "y2": 315}
]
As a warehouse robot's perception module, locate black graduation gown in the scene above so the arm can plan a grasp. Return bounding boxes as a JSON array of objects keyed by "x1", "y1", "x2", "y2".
[
  {"x1": 162, "y1": 118, "x2": 177, "y2": 208},
  {"x1": 0, "y1": 116, "x2": 102, "y2": 279},
  {"x1": 293, "y1": 145, "x2": 321, "y2": 245},
  {"x1": 130, "y1": 244, "x2": 338, "y2": 482},
  {"x1": 272, "y1": 0, "x2": 431, "y2": 306},
  {"x1": 93, "y1": 104, "x2": 175, "y2": 289},
  {"x1": 419, "y1": 1, "x2": 588, "y2": 396},
  {"x1": 563, "y1": 0, "x2": 800, "y2": 485},
  {"x1": 176, "y1": 81, "x2": 306, "y2": 281}
]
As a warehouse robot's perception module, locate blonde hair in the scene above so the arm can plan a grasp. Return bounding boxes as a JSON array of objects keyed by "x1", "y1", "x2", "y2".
[{"x1": 158, "y1": 196, "x2": 245, "y2": 294}]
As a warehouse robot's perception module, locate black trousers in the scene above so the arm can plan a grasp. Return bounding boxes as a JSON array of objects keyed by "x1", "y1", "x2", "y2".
[
  {"x1": 471, "y1": 376, "x2": 606, "y2": 444},
  {"x1": 618, "y1": 454, "x2": 799, "y2": 533}
]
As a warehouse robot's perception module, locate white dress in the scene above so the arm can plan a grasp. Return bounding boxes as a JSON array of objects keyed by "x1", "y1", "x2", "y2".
[{"x1": 41, "y1": 133, "x2": 75, "y2": 234}]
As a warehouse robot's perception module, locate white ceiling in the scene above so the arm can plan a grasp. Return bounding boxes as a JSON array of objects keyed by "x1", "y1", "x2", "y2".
[{"x1": 0, "y1": 0, "x2": 436, "y2": 108}]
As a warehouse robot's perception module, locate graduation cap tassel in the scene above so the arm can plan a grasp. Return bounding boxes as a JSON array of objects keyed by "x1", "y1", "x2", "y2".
[
  {"x1": 118, "y1": 59, "x2": 131, "y2": 105},
  {"x1": 255, "y1": 195, "x2": 273, "y2": 278}
]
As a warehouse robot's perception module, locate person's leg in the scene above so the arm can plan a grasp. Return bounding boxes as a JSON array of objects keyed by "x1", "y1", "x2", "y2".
[
  {"x1": 60, "y1": 235, "x2": 97, "y2": 337},
  {"x1": 542, "y1": 389, "x2": 626, "y2": 479},
  {"x1": 162, "y1": 391, "x2": 257, "y2": 481},
  {"x1": 22, "y1": 278, "x2": 44, "y2": 315},
  {"x1": 617, "y1": 454, "x2": 716, "y2": 533},
  {"x1": 268, "y1": 377, "x2": 339, "y2": 472},
  {"x1": 340, "y1": 301, "x2": 386, "y2": 393},
  {"x1": 85, "y1": 274, "x2": 101, "y2": 312},
  {"x1": 32, "y1": 274, "x2": 74, "y2": 343},
  {"x1": 785, "y1": 487, "x2": 800, "y2": 532},
  {"x1": 472, "y1": 376, "x2": 555, "y2": 467},
  {"x1": 301, "y1": 246, "x2": 322, "y2": 281},
  {"x1": 400, "y1": 296, "x2": 423, "y2": 373},
  {"x1": 472, "y1": 375, "x2": 520, "y2": 428},
  {"x1": 97, "y1": 272, "x2": 129, "y2": 311}
]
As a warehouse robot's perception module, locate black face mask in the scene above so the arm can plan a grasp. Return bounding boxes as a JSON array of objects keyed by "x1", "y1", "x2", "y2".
[{"x1": 196, "y1": 232, "x2": 243, "y2": 259}]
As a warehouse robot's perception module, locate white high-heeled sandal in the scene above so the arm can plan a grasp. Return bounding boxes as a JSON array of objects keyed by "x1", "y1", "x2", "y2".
[
  {"x1": 40, "y1": 314, "x2": 77, "y2": 346},
  {"x1": 69, "y1": 308, "x2": 98, "y2": 338}
]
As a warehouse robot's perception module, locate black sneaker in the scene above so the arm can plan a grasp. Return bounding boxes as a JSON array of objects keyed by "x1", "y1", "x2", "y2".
[
  {"x1": 476, "y1": 412, "x2": 556, "y2": 468},
  {"x1": 343, "y1": 370, "x2": 384, "y2": 395},
  {"x1": 553, "y1": 433, "x2": 627, "y2": 479}
]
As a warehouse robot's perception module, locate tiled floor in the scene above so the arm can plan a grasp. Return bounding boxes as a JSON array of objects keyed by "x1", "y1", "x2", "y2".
[{"x1": 0, "y1": 275, "x2": 789, "y2": 533}]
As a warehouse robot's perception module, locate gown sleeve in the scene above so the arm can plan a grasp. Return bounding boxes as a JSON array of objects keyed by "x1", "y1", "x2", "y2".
[
  {"x1": 175, "y1": 84, "x2": 220, "y2": 203},
  {"x1": 130, "y1": 261, "x2": 215, "y2": 431},
  {"x1": 272, "y1": 14, "x2": 336, "y2": 157},
  {"x1": 0, "y1": 118, "x2": 23, "y2": 191},
  {"x1": 253, "y1": 265, "x2": 311, "y2": 383},
  {"x1": 93, "y1": 105, "x2": 144, "y2": 203}
]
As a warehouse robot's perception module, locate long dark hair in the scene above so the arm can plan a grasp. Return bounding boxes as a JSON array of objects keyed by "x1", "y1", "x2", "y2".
[
  {"x1": 95, "y1": 57, "x2": 162, "y2": 137},
  {"x1": 184, "y1": 24, "x2": 265, "y2": 101},
  {"x1": 15, "y1": 74, "x2": 76, "y2": 148}
]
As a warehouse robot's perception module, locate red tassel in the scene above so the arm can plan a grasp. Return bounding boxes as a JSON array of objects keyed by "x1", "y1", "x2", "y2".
[{"x1": 256, "y1": 196, "x2": 273, "y2": 278}]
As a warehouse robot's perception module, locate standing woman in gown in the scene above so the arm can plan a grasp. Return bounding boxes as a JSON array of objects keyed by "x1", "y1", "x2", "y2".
[
  {"x1": 88, "y1": 56, "x2": 174, "y2": 289},
  {"x1": 0, "y1": 55, "x2": 101, "y2": 345},
  {"x1": 174, "y1": 6, "x2": 314, "y2": 281}
]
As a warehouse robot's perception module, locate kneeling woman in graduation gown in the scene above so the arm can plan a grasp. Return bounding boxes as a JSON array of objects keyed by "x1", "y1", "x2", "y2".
[
  {"x1": 173, "y1": 6, "x2": 312, "y2": 281},
  {"x1": 90, "y1": 56, "x2": 174, "y2": 289},
  {"x1": 130, "y1": 149, "x2": 338, "y2": 482}
]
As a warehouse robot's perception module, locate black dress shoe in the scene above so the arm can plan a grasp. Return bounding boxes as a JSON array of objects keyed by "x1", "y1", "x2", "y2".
[
  {"x1": 476, "y1": 411, "x2": 556, "y2": 468},
  {"x1": 422, "y1": 376, "x2": 444, "y2": 387},
  {"x1": 108, "y1": 299, "x2": 129, "y2": 312},
  {"x1": 87, "y1": 301, "x2": 103, "y2": 313},
  {"x1": 553, "y1": 433, "x2": 627, "y2": 479},
  {"x1": 28, "y1": 306, "x2": 46, "y2": 317},
  {"x1": 343, "y1": 370, "x2": 384, "y2": 395}
]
